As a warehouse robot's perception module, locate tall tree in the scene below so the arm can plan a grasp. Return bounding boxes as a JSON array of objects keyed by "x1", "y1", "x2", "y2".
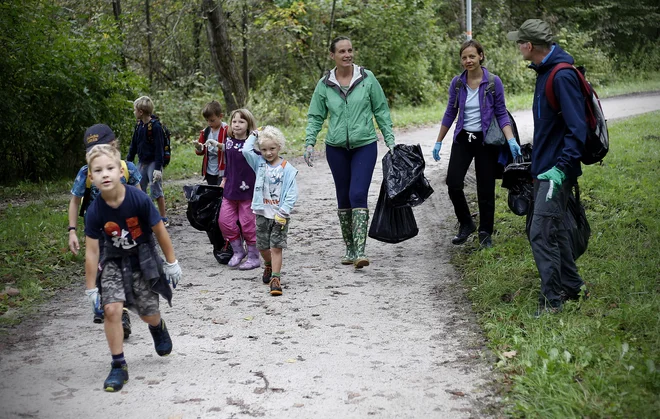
[{"x1": 202, "y1": 0, "x2": 247, "y2": 111}]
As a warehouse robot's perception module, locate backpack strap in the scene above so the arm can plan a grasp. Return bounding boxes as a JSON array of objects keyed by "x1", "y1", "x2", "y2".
[
  {"x1": 280, "y1": 160, "x2": 287, "y2": 169},
  {"x1": 545, "y1": 63, "x2": 578, "y2": 111},
  {"x1": 453, "y1": 76, "x2": 463, "y2": 109},
  {"x1": 486, "y1": 72, "x2": 495, "y2": 96},
  {"x1": 203, "y1": 126, "x2": 211, "y2": 141}
]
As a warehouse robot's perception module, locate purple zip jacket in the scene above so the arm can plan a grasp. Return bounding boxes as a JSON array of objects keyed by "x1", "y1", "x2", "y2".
[{"x1": 441, "y1": 67, "x2": 511, "y2": 142}]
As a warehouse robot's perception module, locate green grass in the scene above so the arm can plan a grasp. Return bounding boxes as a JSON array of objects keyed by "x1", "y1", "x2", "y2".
[{"x1": 454, "y1": 112, "x2": 660, "y2": 417}]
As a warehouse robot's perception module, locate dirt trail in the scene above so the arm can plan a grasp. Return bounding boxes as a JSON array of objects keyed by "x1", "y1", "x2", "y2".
[{"x1": 1, "y1": 93, "x2": 659, "y2": 419}]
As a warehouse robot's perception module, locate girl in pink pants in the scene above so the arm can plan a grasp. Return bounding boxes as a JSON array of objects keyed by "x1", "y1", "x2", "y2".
[{"x1": 219, "y1": 109, "x2": 260, "y2": 269}]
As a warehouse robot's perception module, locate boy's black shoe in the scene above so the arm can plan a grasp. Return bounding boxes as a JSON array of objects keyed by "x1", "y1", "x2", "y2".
[
  {"x1": 104, "y1": 362, "x2": 128, "y2": 392},
  {"x1": 269, "y1": 277, "x2": 282, "y2": 296},
  {"x1": 262, "y1": 264, "x2": 273, "y2": 284},
  {"x1": 451, "y1": 221, "x2": 476, "y2": 245},
  {"x1": 121, "y1": 308, "x2": 132, "y2": 339},
  {"x1": 478, "y1": 231, "x2": 493, "y2": 248},
  {"x1": 93, "y1": 312, "x2": 104, "y2": 324},
  {"x1": 149, "y1": 319, "x2": 173, "y2": 356}
]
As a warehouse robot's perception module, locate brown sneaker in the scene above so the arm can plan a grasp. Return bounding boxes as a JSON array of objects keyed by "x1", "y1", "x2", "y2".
[
  {"x1": 262, "y1": 264, "x2": 273, "y2": 284},
  {"x1": 269, "y1": 277, "x2": 282, "y2": 296}
]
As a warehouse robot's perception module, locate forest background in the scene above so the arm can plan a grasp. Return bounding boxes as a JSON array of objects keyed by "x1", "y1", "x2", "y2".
[{"x1": 1, "y1": 0, "x2": 659, "y2": 184}]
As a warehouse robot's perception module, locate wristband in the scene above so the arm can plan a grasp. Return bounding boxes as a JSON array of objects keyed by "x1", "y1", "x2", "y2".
[{"x1": 68, "y1": 226, "x2": 77, "y2": 231}]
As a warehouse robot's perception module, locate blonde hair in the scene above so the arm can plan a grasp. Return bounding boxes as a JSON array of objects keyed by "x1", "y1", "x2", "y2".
[
  {"x1": 227, "y1": 108, "x2": 257, "y2": 137},
  {"x1": 134, "y1": 96, "x2": 154, "y2": 115},
  {"x1": 256, "y1": 126, "x2": 286, "y2": 150},
  {"x1": 86, "y1": 144, "x2": 121, "y2": 169}
]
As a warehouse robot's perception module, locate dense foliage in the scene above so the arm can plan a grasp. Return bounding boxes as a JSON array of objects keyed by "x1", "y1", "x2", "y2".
[{"x1": 1, "y1": 0, "x2": 659, "y2": 183}]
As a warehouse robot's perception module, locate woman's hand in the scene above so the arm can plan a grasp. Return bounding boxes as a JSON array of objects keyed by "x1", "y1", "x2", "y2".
[
  {"x1": 507, "y1": 138, "x2": 522, "y2": 160},
  {"x1": 303, "y1": 145, "x2": 314, "y2": 167},
  {"x1": 432, "y1": 142, "x2": 442, "y2": 162}
]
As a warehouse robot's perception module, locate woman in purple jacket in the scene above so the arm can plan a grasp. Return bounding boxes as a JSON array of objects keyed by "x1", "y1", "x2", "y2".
[{"x1": 432, "y1": 40, "x2": 521, "y2": 248}]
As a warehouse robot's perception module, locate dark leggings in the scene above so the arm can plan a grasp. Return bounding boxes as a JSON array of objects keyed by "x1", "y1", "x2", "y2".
[
  {"x1": 326, "y1": 142, "x2": 378, "y2": 209},
  {"x1": 445, "y1": 130, "x2": 500, "y2": 234}
]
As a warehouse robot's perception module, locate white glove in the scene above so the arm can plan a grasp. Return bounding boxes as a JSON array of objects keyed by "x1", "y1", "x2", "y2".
[
  {"x1": 163, "y1": 260, "x2": 181, "y2": 289},
  {"x1": 205, "y1": 139, "x2": 224, "y2": 151},
  {"x1": 152, "y1": 170, "x2": 162, "y2": 183},
  {"x1": 85, "y1": 287, "x2": 103, "y2": 317}
]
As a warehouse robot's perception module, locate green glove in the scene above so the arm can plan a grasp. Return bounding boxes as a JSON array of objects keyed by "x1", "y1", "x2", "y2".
[{"x1": 537, "y1": 166, "x2": 566, "y2": 201}]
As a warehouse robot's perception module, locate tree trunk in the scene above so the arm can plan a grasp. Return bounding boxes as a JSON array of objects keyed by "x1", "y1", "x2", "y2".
[
  {"x1": 111, "y1": 0, "x2": 127, "y2": 69},
  {"x1": 202, "y1": 0, "x2": 247, "y2": 111},
  {"x1": 459, "y1": 0, "x2": 466, "y2": 33},
  {"x1": 145, "y1": 0, "x2": 153, "y2": 85}
]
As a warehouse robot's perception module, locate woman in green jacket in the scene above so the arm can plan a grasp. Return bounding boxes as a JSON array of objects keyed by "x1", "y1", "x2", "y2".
[{"x1": 304, "y1": 36, "x2": 396, "y2": 269}]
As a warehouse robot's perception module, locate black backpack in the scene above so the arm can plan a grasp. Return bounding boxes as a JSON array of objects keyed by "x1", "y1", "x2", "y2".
[
  {"x1": 545, "y1": 64, "x2": 609, "y2": 165},
  {"x1": 144, "y1": 115, "x2": 172, "y2": 167}
]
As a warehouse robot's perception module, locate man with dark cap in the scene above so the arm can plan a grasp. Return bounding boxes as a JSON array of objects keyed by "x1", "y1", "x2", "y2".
[
  {"x1": 68, "y1": 124, "x2": 140, "y2": 333},
  {"x1": 508, "y1": 19, "x2": 589, "y2": 317}
]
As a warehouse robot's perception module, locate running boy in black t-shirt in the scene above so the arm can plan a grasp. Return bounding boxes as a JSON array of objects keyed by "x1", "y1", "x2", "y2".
[{"x1": 84, "y1": 144, "x2": 182, "y2": 392}]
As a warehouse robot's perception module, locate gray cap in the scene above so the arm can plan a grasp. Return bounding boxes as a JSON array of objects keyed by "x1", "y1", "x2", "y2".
[{"x1": 507, "y1": 19, "x2": 554, "y2": 44}]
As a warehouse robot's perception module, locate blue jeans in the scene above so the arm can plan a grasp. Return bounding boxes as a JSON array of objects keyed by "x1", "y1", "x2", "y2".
[
  {"x1": 138, "y1": 161, "x2": 164, "y2": 199},
  {"x1": 326, "y1": 142, "x2": 378, "y2": 209}
]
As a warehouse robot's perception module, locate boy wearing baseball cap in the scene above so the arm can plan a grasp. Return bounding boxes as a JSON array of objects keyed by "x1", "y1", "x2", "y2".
[{"x1": 68, "y1": 124, "x2": 141, "y2": 332}]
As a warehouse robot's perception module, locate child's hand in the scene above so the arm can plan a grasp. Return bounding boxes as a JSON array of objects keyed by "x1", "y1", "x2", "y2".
[
  {"x1": 69, "y1": 230, "x2": 80, "y2": 255},
  {"x1": 153, "y1": 170, "x2": 162, "y2": 183},
  {"x1": 220, "y1": 177, "x2": 226, "y2": 188},
  {"x1": 163, "y1": 260, "x2": 182, "y2": 289},
  {"x1": 85, "y1": 287, "x2": 103, "y2": 317},
  {"x1": 274, "y1": 211, "x2": 288, "y2": 226},
  {"x1": 195, "y1": 142, "x2": 203, "y2": 152}
]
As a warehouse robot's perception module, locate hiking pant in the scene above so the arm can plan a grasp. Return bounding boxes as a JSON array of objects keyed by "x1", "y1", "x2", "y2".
[
  {"x1": 219, "y1": 198, "x2": 256, "y2": 245},
  {"x1": 326, "y1": 142, "x2": 378, "y2": 209},
  {"x1": 528, "y1": 180, "x2": 584, "y2": 306},
  {"x1": 446, "y1": 130, "x2": 500, "y2": 234}
]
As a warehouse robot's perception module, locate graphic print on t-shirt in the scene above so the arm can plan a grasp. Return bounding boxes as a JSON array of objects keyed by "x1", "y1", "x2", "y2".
[{"x1": 104, "y1": 216, "x2": 142, "y2": 249}]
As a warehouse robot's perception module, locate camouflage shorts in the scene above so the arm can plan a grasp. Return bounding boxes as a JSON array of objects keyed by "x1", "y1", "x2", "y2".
[
  {"x1": 100, "y1": 260, "x2": 160, "y2": 316},
  {"x1": 256, "y1": 214, "x2": 289, "y2": 250}
]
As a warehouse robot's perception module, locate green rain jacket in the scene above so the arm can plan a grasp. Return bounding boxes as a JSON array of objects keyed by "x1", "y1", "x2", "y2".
[{"x1": 305, "y1": 65, "x2": 395, "y2": 149}]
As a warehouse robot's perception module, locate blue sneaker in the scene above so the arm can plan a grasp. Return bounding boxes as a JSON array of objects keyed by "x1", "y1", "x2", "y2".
[
  {"x1": 149, "y1": 319, "x2": 172, "y2": 356},
  {"x1": 104, "y1": 362, "x2": 128, "y2": 392}
]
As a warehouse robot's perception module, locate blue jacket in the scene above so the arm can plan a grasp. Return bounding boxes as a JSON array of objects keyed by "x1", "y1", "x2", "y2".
[
  {"x1": 126, "y1": 117, "x2": 165, "y2": 171},
  {"x1": 529, "y1": 44, "x2": 586, "y2": 180},
  {"x1": 441, "y1": 67, "x2": 511, "y2": 142},
  {"x1": 242, "y1": 134, "x2": 299, "y2": 215}
]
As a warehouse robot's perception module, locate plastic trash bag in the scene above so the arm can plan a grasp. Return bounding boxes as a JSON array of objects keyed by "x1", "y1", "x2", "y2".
[
  {"x1": 368, "y1": 181, "x2": 419, "y2": 243},
  {"x1": 502, "y1": 161, "x2": 533, "y2": 216},
  {"x1": 183, "y1": 184, "x2": 224, "y2": 231},
  {"x1": 383, "y1": 144, "x2": 434, "y2": 208}
]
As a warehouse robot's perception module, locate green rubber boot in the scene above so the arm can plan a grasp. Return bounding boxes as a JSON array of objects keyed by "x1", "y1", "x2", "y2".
[
  {"x1": 337, "y1": 209, "x2": 355, "y2": 265},
  {"x1": 352, "y1": 208, "x2": 370, "y2": 269}
]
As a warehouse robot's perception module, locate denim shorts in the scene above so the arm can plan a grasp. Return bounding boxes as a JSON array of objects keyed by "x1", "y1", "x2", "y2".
[
  {"x1": 138, "y1": 161, "x2": 164, "y2": 199},
  {"x1": 256, "y1": 214, "x2": 289, "y2": 250},
  {"x1": 100, "y1": 260, "x2": 160, "y2": 316}
]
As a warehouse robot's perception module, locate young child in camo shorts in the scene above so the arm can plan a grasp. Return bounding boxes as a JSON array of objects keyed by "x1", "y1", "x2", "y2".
[{"x1": 242, "y1": 126, "x2": 298, "y2": 296}]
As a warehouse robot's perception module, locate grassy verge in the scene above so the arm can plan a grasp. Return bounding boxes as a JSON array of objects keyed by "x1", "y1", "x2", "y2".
[{"x1": 454, "y1": 112, "x2": 660, "y2": 417}]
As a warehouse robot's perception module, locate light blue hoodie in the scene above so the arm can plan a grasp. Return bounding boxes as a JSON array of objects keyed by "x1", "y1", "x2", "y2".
[{"x1": 242, "y1": 134, "x2": 299, "y2": 215}]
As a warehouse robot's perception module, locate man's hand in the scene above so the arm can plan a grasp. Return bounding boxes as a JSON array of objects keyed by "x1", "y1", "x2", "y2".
[
  {"x1": 163, "y1": 260, "x2": 181, "y2": 289},
  {"x1": 85, "y1": 287, "x2": 103, "y2": 317},
  {"x1": 387, "y1": 143, "x2": 395, "y2": 154},
  {"x1": 432, "y1": 142, "x2": 442, "y2": 162},
  {"x1": 508, "y1": 138, "x2": 522, "y2": 160},
  {"x1": 303, "y1": 145, "x2": 314, "y2": 167},
  {"x1": 538, "y1": 166, "x2": 566, "y2": 201},
  {"x1": 153, "y1": 170, "x2": 162, "y2": 183}
]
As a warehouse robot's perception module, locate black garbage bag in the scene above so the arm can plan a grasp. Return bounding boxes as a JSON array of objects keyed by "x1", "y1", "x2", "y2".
[
  {"x1": 368, "y1": 181, "x2": 419, "y2": 243},
  {"x1": 526, "y1": 183, "x2": 590, "y2": 260},
  {"x1": 383, "y1": 144, "x2": 434, "y2": 208},
  {"x1": 502, "y1": 161, "x2": 533, "y2": 216},
  {"x1": 183, "y1": 184, "x2": 223, "y2": 231},
  {"x1": 183, "y1": 184, "x2": 233, "y2": 264}
]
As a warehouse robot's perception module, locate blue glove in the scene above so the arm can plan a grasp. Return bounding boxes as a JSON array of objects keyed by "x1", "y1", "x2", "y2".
[
  {"x1": 537, "y1": 166, "x2": 566, "y2": 201},
  {"x1": 85, "y1": 287, "x2": 104, "y2": 317},
  {"x1": 507, "y1": 138, "x2": 521, "y2": 160},
  {"x1": 432, "y1": 142, "x2": 442, "y2": 161},
  {"x1": 303, "y1": 145, "x2": 314, "y2": 167}
]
